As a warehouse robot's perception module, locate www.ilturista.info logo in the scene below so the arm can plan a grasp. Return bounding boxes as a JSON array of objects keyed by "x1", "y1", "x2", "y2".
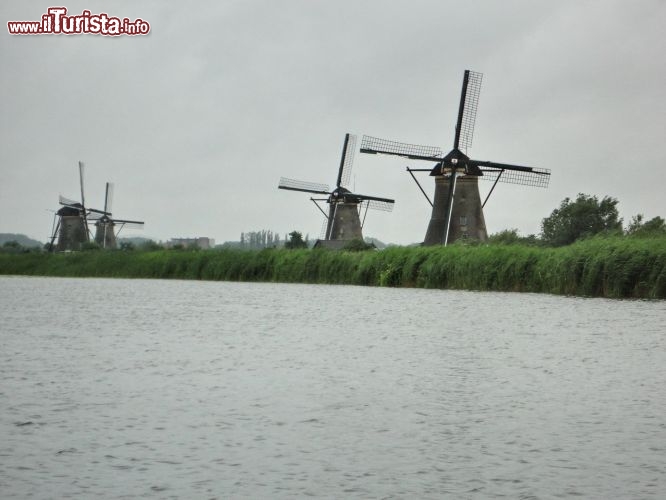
[{"x1": 7, "y1": 7, "x2": 150, "y2": 36}]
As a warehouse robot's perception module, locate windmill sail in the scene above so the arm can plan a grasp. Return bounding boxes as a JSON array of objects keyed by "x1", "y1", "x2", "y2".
[
  {"x1": 78, "y1": 161, "x2": 89, "y2": 241},
  {"x1": 352, "y1": 192, "x2": 395, "y2": 204},
  {"x1": 360, "y1": 135, "x2": 443, "y2": 161},
  {"x1": 337, "y1": 133, "x2": 357, "y2": 188},
  {"x1": 79, "y1": 161, "x2": 86, "y2": 210},
  {"x1": 104, "y1": 182, "x2": 114, "y2": 214},
  {"x1": 479, "y1": 166, "x2": 550, "y2": 188},
  {"x1": 454, "y1": 70, "x2": 483, "y2": 152},
  {"x1": 364, "y1": 199, "x2": 395, "y2": 212},
  {"x1": 59, "y1": 195, "x2": 81, "y2": 207},
  {"x1": 112, "y1": 219, "x2": 145, "y2": 228},
  {"x1": 278, "y1": 177, "x2": 330, "y2": 194}
]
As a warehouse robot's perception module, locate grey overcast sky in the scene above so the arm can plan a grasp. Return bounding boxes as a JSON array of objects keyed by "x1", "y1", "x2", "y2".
[{"x1": 1, "y1": 0, "x2": 664, "y2": 245}]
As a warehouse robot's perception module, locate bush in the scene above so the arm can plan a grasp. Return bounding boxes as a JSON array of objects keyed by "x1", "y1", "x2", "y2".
[{"x1": 343, "y1": 239, "x2": 375, "y2": 251}]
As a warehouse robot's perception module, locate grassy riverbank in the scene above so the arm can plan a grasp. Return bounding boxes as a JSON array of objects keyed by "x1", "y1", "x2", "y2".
[{"x1": 1, "y1": 236, "x2": 665, "y2": 299}]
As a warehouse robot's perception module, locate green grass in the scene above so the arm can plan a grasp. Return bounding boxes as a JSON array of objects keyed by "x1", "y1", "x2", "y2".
[{"x1": 1, "y1": 236, "x2": 664, "y2": 299}]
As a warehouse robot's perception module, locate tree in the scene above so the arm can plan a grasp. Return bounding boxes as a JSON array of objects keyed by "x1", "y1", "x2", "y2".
[
  {"x1": 284, "y1": 231, "x2": 308, "y2": 249},
  {"x1": 626, "y1": 214, "x2": 666, "y2": 237},
  {"x1": 541, "y1": 193, "x2": 622, "y2": 246}
]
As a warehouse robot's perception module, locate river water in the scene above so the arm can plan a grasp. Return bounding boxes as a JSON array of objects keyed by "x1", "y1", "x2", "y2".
[{"x1": 1, "y1": 276, "x2": 665, "y2": 499}]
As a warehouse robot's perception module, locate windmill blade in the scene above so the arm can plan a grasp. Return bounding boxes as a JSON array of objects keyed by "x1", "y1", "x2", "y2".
[
  {"x1": 318, "y1": 218, "x2": 328, "y2": 240},
  {"x1": 478, "y1": 165, "x2": 551, "y2": 188},
  {"x1": 365, "y1": 199, "x2": 395, "y2": 212},
  {"x1": 353, "y1": 193, "x2": 395, "y2": 204},
  {"x1": 104, "y1": 182, "x2": 114, "y2": 214},
  {"x1": 59, "y1": 195, "x2": 81, "y2": 207},
  {"x1": 453, "y1": 70, "x2": 483, "y2": 152},
  {"x1": 360, "y1": 135, "x2": 443, "y2": 162},
  {"x1": 86, "y1": 212, "x2": 105, "y2": 221},
  {"x1": 78, "y1": 161, "x2": 90, "y2": 242},
  {"x1": 78, "y1": 161, "x2": 86, "y2": 208},
  {"x1": 336, "y1": 133, "x2": 357, "y2": 188},
  {"x1": 87, "y1": 207, "x2": 111, "y2": 215},
  {"x1": 49, "y1": 214, "x2": 60, "y2": 249},
  {"x1": 114, "y1": 220, "x2": 145, "y2": 229},
  {"x1": 470, "y1": 159, "x2": 540, "y2": 173},
  {"x1": 278, "y1": 177, "x2": 330, "y2": 195}
]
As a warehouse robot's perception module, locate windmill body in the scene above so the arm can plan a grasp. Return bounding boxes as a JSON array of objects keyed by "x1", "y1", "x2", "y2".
[
  {"x1": 324, "y1": 188, "x2": 365, "y2": 241},
  {"x1": 326, "y1": 203, "x2": 363, "y2": 240},
  {"x1": 424, "y1": 175, "x2": 487, "y2": 244},
  {"x1": 54, "y1": 204, "x2": 89, "y2": 251},
  {"x1": 361, "y1": 70, "x2": 551, "y2": 245},
  {"x1": 278, "y1": 134, "x2": 394, "y2": 247},
  {"x1": 94, "y1": 218, "x2": 117, "y2": 249}
]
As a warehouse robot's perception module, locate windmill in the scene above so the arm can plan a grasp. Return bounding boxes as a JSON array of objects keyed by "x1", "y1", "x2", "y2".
[
  {"x1": 361, "y1": 70, "x2": 551, "y2": 245},
  {"x1": 278, "y1": 133, "x2": 395, "y2": 248},
  {"x1": 94, "y1": 182, "x2": 145, "y2": 249},
  {"x1": 48, "y1": 161, "x2": 107, "y2": 251}
]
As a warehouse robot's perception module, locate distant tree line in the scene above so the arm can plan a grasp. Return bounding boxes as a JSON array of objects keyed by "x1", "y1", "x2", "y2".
[
  {"x1": 236, "y1": 230, "x2": 313, "y2": 249},
  {"x1": 0, "y1": 240, "x2": 42, "y2": 254},
  {"x1": 239, "y1": 230, "x2": 281, "y2": 249},
  {"x1": 0, "y1": 233, "x2": 43, "y2": 248}
]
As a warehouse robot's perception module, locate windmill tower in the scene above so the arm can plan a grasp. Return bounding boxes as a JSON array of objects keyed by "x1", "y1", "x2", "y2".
[
  {"x1": 361, "y1": 70, "x2": 551, "y2": 245},
  {"x1": 278, "y1": 133, "x2": 394, "y2": 248},
  {"x1": 49, "y1": 161, "x2": 106, "y2": 251},
  {"x1": 94, "y1": 182, "x2": 145, "y2": 249}
]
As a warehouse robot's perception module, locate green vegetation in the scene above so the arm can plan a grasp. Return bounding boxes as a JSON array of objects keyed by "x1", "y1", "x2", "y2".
[
  {"x1": 1, "y1": 235, "x2": 664, "y2": 299},
  {"x1": 284, "y1": 231, "x2": 308, "y2": 249},
  {"x1": 342, "y1": 238, "x2": 376, "y2": 252},
  {"x1": 626, "y1": 215, "x2": 666, "y2": 238},
  {"x1": 541, "y1": 194, "x2": 623, "y2": 246},
  {"x1": 487, "y1": 229, "x2": 540, "y2": 246}
]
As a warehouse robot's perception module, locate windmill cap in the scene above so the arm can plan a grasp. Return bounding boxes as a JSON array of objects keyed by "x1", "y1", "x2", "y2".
[
  {"x1": 430, "y1": 148, "x2": 482, "y2": 176},
  {"x1": 57, "y1": 205, "x2": 82, "y2": 216},
  {"x1": 330, "y1": 187, "x2": 362, "y2": 203}
]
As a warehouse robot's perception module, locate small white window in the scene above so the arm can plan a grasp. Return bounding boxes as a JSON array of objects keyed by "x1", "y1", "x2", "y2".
[{"x1": 459, "y1": 216, "x2": 467, "y2": 226}]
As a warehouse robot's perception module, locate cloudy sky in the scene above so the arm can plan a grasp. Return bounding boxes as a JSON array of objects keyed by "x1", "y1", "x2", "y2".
[{"x1": 1, "y1": 0, "x2": 664, "y2": 245}]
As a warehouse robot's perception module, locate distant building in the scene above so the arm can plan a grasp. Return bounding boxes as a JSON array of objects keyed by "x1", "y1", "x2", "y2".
[{"x1": 167, "y1": 237, "x2": 215, "y2": 249}]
